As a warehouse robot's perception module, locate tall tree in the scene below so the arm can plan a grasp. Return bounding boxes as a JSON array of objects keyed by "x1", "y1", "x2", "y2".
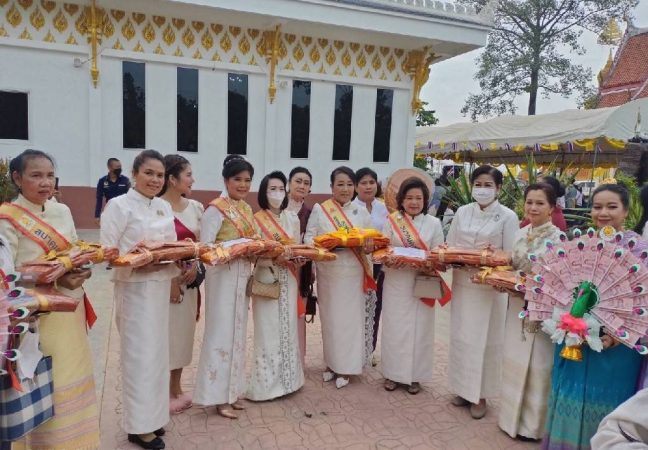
[
  {"x1": 416, "y1": 101, "x2": 439, "y2": 127},
  {"x1": 459, "y1": 0, "x2": 637, "y2": 121}
]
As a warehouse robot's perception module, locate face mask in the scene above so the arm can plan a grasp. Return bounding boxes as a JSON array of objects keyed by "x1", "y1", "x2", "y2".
[
  {"x1": 268, "y1": 192, "x2": 285, "y2": 209},
  {"x1": 113, "y1": 168, "x2": 122, "y2": 177},
  {"x1": 472, "y1": 187, "x2": 496, "y2": 206}
]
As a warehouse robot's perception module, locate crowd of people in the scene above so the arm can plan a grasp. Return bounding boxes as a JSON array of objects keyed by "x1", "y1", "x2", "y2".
[{"x1": 1, "y1": 148, "x2": 648, "y2": 450}]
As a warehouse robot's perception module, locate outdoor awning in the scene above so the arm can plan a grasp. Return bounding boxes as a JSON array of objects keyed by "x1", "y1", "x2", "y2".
[{"x1": 415, "y1": 97, "x2": 648, "y2": 167}]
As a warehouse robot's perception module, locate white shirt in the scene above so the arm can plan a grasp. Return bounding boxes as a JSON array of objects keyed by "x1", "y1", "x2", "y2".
[
  {"x1": 382, "y1": 213, "x2": 444, "y2": 250},
  {"x1": 446, "y1": 201, "x2": 519, "y2": 252},
  {"x1": 100, "y1": 188, "x2": 178, "y2": 282},
  {"x1": 352, "y1": 197, "x2": 389, "y2": 232}
]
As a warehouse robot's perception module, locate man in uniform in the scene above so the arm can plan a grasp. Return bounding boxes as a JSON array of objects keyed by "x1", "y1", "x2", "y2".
[{"x1": 94, "y1": 158, "x2": 130, "y2": 225}]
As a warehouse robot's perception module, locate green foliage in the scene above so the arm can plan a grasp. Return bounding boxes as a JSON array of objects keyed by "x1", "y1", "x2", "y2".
[
  {"x1": 458, "y1": 0, "x2": 638, "y2": 120},
  {"x1": 616, "y1": 171, "x2": 642, "y2": 231},
  {"x1": 413, "y1": 156, "x2": 428, "y2": 170},
  {"x1": 416, "y1": 101, "x2": 439, "y2": 127},
  {"x1": 444, "y1": 170, "x2": 473, "y2": 210},
  {"x1": 0, "y1": 158, "x2": 16, "y2": 204}
]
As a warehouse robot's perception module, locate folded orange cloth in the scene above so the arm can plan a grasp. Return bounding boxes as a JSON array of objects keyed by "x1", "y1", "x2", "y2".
[
  {"x1": 372, "y1": 247, "x2": 435, "y2": 271},
  {"x1": 17, "y1": 242, "x2": 119, "y2": 284},
  {"x1": 283, "y1": 244, "x2": 337, "y2": 262},
  {"x1": 428, "y1": 246, "x2": 511, "y2": 268},
  {"x1": 8, "y1": 285, "x2": 80, "y2": 313},
  {"x1": 201, "y1": 239, "x2": 284, "y2": 265},
  {"x1": 313, "y1": 228, "x2": 390, "y2": 251},
  {"x1": 470, "y1": 267, "x2": 519, "y2": 291},
  {"x1": 111, "y1": 240, "x2": 205, "y2": 268}
]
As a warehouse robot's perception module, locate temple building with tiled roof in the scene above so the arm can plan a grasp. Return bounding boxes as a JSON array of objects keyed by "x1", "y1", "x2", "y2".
[{"x1": 597, "y1": 20, "x2": 648, "y2": 108}]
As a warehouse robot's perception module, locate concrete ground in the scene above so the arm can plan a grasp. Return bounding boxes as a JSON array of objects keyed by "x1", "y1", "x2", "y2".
[{"x1": 80, "y1": 230, "x2": 536, "y2": 450}]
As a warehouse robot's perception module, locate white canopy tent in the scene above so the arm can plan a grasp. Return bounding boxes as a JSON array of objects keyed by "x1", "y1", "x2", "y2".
[{"x1": 415, "y1": 98, "x2": 648, "y2": 167}]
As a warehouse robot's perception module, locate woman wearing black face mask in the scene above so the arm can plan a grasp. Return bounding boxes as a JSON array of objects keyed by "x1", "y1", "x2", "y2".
[{"x1": 94, "y1": 157, "x2": 131, "y2": 225}]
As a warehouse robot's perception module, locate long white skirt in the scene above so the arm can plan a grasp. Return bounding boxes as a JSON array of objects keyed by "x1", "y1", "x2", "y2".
[
  {"x1": 114, "y1": 279, "x2": 171, "y2": 434},
  {"x1": 498, "y1": 294, "x2": 553, "y2": 439},
  {"x1": 381, "y1": 267, "x2": 435, "y2": 384},
  {"x1": 169, "y1": 286, "x2": 198, "y2": 370},
  {"x1": 316, "y1": 254, "x2": 373, "y2": 375},
  {"x1": 449, "y1": 269, "x2": 507, "y2": 404},
  {"x1": 193, "y1": 260, "x2": 251, "y2": 406},
  {"x1": 247, "y1": 267, "x2": 304, "y2": 401}
]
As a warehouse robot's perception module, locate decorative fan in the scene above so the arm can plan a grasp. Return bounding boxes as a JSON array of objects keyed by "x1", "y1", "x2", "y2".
[
  {"x1": 384, "y1": 168, "x2": 434, "y2": 213},
  {"x1": 519, "y1": 227, "x2": 648, "y2": 361},
  {"x1": 0, "y1": 270, "x2": 29, "y2": 375}
]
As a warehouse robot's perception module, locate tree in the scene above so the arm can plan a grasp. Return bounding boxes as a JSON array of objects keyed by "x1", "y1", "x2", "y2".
[
  {"x1": 416, "y1": 101, "x2": 439, "y2": 127},
  {"x1": 459, "y1": 0, "x2": 638, "y2": 121}
]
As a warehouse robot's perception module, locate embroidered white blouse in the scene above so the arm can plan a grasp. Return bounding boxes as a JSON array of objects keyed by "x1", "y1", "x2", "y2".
[
  {"x1": 352, "y1": 197, "x2": 389, "y2": 232},
  {"x1": 446, "y1": 201, "x2": 519, "y2": 252},
  {"x1": 100, "y1": 188, "x2": 178, "y2": 282}
]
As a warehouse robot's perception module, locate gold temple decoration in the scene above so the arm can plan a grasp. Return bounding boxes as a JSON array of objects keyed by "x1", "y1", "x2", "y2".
[
  {"x1": 261, "y1": 24, "x2": 281, "y2": 103},
  {"x1": 405, "y1": 46, "x2": 438, "y2": 114},
  {"x1": 597, "y1": 49, "x2": 614, "y2": 85},
  {"x1": 85, "y1": 0, "x2": 103, "y2": 87},
  {"x1": 598, "y1": 17, "x2": 622, "y2": 45}
]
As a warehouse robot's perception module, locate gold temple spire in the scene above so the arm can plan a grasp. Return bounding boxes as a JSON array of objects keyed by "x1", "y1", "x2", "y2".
[{"x1": 598, "y1": 17, "x2": 622, "y2": 45}]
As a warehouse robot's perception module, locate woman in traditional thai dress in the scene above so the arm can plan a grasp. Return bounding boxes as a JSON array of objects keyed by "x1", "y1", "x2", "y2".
[
  {"x1": 542, "y1": 183, "x2": 645, "y2": 450},
  {"x1": 193, "y1": 155, "x2": 256, "y2": 419},
  {"x1": 498, "y1": 183, "x2": 561, "y2": 440},
  {"x1": 101, "y1": 150, "x2": 177, "y2": 450},
  {"x1": 519, "y1": 176, "x2": 567, "y2": 232},
  {"x1": 381, "y1": 177, "x2": 445, "y2": 394},
  {"x1": 0, "y1": 149, "x2": 100, "y2": 450},
  {"x1": 286, "y1": 167, "x2": 313, "y2": 362},
  {"x1": 159, "y1": 155, "x2": 204, "y2": 415},
  {"x1": 446, "y1": 165, "x2": 519, "y2": 419},
  {"x1": 304, "y1": 166, "x2": 375, "y2": 389},
  {"x1": 247, "y1": 171, "x2": 305, "y2": 401},
  {"x1": 353, "y1": 167, "x2": 389, "y2": 364}
]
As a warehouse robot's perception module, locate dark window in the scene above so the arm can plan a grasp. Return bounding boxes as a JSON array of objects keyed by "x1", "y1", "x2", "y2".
[
  {"x1": 290, "y1": 80, "x2": 311, "y2": 159},
  {"x1": 0, "y1": 91, "x2": 28, "y2": 140},
  {"x1": 177, "y1": 67, "x2": 199, "y2": 152},
  {"x1": 122, "y1": 61, "x2": 145, "y2": 149},
  {"x1": 373, "y1": 89, "x2": 393, "y2": 162},
  {"x1": 332, "y1": 84, "x2": 353, "y2": 160},
  {"x1": 227, "y1": 73, "x2": 248, "y2": 155}
]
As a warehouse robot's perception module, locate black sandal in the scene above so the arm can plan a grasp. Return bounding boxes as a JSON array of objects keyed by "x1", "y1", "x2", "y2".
[{"x1": 127, "y1": 434, "x2": 165, "y2": 449}]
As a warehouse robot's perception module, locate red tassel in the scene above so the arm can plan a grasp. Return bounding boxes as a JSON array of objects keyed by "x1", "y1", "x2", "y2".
[{"x1": 84, "y1": 294, "x2": 97, "y2": 329}]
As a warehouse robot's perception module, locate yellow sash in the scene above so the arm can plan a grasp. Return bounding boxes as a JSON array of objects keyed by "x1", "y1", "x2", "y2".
[
  {"x1": 0, "y1": 203, "x2": 98, "y2": 326},
  {"x1": 387, "y1": 211, "x2": 451, "y2": 307},
  {"x1": 320, "y1": 199, "x2": 376, "y2": 292},
  {"x1": 0, "y1": 203, "x2": 70, "y2": 253},
  {"x1": 254, "y1": 210, "x2": 294, "y2": 244},
  {"x1": 209, "y1": 197, "x2": 257, "y2": 241},
  {"x1": 254, "y1": 210, "x2": 304, "y2": 315},
  {"x1": 388, "y1": 211, "x2": 427, "y2": 250}
]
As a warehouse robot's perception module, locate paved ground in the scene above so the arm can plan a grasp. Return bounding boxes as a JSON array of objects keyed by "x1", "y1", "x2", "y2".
[{"x1": 80, "y1": 231, "x2": 537, "y2": 450}]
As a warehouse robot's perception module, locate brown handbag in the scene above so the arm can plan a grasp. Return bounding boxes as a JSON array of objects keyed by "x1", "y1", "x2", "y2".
[{"x1": 246, "y1": 266, "x2": 280, "y2": 299}]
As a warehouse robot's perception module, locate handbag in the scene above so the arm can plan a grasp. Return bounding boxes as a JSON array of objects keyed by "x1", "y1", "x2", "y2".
[
  {"x1": 186, "y1": 262, "x2": 206, "y2": 290},
  {"x1": 246, "y1": 266, "x2": 280, "y2": 299},
  {"x1": 0, "y1": 355, "x2": 54, "y2": 441},
  {"x1": 413, "y1": 274, "x2": 443, "y2": 299}
]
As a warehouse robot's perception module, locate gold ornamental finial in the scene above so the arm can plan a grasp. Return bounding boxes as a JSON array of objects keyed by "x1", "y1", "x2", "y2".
[
  {"x1": 597, "y1": 49, "x2": 614, "y2": 85},
  {"x1": 598, "y1": 17, "x2": 622, "y2": 45},
  {"x1": 405, "y1": 47, "x2": 439, "y2": 115},
  {"x1": 262, "y1": 25, "x2": 282, "y2": 104},
  {"x1": 85, "y1": 0, "x2": 103, "y2": 88}
]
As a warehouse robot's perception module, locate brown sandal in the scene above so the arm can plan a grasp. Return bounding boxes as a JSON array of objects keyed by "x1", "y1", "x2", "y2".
[
  {"x1": 216, "y1": 405, "x2": 238, "y2": 419},
  {"x1": 384, "y1": 379, "x2": 397, "y2": 391}
]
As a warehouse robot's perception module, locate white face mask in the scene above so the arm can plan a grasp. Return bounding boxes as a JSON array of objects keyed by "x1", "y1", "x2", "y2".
[
  {"x1": 268, "y1": 191, "x2": 286, "y2": 209},
  {"x1": 472, "y1": 187, "x2": 496, "y2": 206}
]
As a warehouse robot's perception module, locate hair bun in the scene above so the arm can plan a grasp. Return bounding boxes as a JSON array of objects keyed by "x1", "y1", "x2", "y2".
[{"x1": 223, "y1": 154, "x2": 246, "y2": 168}]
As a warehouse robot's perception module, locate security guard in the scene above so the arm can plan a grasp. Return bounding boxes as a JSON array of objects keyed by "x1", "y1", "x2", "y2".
[{"x1": 94, "y1": 158, "x2": 130, "y2": 224}]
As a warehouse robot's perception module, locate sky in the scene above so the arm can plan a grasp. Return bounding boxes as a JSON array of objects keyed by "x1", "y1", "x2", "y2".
[{"x1": 421, "y1": 1, "x2": 648, "y2": 126}]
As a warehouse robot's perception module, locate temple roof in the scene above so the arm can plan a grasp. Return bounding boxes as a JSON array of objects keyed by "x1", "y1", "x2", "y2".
[{"x1": 598, "y1": 22, "x2": 648, "y2": 108}]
